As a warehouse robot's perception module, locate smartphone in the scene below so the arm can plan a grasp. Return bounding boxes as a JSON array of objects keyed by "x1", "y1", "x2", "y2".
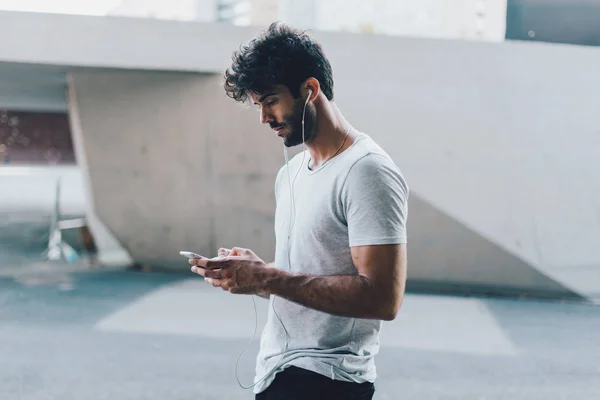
[{"x1": 179, "y1": 251, "x2": 204, "y2": 259}]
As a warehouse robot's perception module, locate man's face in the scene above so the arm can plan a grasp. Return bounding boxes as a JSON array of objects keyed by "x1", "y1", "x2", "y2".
[{"x1": 251, "y1": 85, "x2": 316, "y2": 147}]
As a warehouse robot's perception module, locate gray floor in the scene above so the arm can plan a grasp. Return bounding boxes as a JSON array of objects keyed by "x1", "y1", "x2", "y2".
[{"x1": 1, "y1": 259, "x2": 599, "y2": 400}]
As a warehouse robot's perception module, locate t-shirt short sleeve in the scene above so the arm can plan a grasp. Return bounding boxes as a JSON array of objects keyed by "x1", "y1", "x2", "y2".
[
  {"x1": 341, "y1": 153, "x2": 409, "y2": 247},
  {"x1": 274, "y1": 165, "x2": 286, "y2": 203}
]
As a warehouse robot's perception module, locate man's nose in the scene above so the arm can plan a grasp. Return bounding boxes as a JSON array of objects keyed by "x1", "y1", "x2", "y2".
[{"x1": 260, "y1": 108, "x2": 272, "y2": 125}]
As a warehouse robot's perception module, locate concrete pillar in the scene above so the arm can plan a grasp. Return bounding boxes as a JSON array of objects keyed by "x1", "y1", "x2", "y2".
[{"x1": 67, "y1": 70, "x2": 284, "y2": 268}]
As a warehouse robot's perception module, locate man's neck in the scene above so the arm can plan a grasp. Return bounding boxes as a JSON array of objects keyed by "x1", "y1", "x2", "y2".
[{"x1": 306, "y1": 102, "x2": 355, "y2": 169}]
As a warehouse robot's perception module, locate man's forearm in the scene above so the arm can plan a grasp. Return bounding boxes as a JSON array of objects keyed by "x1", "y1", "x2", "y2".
[{"x1": 264, "y1": 267, "x2": 393, "y2": 320}]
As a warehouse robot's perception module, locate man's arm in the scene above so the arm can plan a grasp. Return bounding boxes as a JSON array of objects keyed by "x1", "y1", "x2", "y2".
[
  {"x1": 265, "y1": 154, "x2": 409, "y2": 320},
  {"x1": 265, "y1": 243, "x2": 407, "y2": 321},
  {"x1": 195, "y1": 155, "x2": 409, "y2": 316}
]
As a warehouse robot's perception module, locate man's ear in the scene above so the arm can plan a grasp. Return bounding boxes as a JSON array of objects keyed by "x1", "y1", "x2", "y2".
[{"x1": 302, "y1": 78, "x2": 320, "y2": 102}]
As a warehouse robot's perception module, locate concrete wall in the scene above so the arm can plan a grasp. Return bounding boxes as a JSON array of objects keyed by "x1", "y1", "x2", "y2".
[{"x1": 57, "y1": 16, "x2": 600, "y2": 299}]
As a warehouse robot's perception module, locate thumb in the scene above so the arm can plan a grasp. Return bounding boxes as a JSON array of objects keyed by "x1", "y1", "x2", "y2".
[
  {"x1": 218, "y1": 247, "x2": 232, "y2": 257},
  {"x1": 231, "y1": 247, "x2": 248, "y2": 256}
]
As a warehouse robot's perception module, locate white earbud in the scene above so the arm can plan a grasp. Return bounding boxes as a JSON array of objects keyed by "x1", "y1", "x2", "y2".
[
  {"x1": 302, "y1": 89, "x2": 312, "y2": 125},
  {"x1": 305, "y1": 89, "x2": 312, "y2": 105}
]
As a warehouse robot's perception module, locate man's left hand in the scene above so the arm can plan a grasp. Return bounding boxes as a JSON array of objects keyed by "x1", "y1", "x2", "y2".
[{"x1": 189, "y1": 247, "x2": 275, "y2": 295}]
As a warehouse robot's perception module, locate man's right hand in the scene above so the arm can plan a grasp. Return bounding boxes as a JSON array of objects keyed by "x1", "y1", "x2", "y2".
[{"x1": 215, "y1": 247, "x2": 271, "y2": 299}]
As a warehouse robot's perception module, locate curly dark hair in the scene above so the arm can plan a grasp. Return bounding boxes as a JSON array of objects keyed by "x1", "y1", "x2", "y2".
[{"x1": 224, "y1": 22, "x2": 334, "y2": 103}]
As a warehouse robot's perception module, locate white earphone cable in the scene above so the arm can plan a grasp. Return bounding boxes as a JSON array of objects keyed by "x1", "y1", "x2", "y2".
[{"x1": 234, "y1": 92, "x2": 311, "y2": 389}]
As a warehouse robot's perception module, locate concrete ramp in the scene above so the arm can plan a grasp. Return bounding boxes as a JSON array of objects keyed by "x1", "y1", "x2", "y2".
[{"x1": 406, "y1": 194, "x2": 582, "y2": 299}]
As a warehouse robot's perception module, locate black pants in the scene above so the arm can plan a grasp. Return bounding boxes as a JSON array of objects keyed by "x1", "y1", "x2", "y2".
[{"x1": 255, "y1": 366, "x2": 375, "y2": 400}]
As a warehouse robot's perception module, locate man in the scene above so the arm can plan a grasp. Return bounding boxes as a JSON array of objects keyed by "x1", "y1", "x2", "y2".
[{"x1": 190, "y1": 22, "x2": 409, "y2": 400}]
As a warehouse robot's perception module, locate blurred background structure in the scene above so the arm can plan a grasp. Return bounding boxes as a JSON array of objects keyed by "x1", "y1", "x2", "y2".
[{"x1": 0, "y1": 0, "x2": 599, "y2": 302}]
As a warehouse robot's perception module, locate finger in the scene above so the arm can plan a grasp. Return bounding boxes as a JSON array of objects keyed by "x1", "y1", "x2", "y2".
[
  {"x1": 205, "y1": 278, "x2": 222, "y2": 287},
  {"x1": 218, "y1": 248, "x2": 232, "y2": 257},
  {"x1": 191, "y1": 265, "x2": 207, "y2": 277},
  {"x1": 191, "y1": 265, "x2": 223, "y2": 278},
  {"x1": 191, "y1": 256, "x2": 226, "y2": 269},
  {"x1": 204, "y1": 258, "x2": 230, "y2": 270},
  {"x1": 204, "y1": 269, "x2": 223, "y2": 279},
  {"x1": 189, "y1": 257, "x2": 210, "y2": 268},
  {"x1": 220, "y1": 279, "x2": 234, "y2": 292}
]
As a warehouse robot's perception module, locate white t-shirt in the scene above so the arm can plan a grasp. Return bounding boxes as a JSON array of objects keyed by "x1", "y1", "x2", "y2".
[{"x1": 253, "y1": 132, "x2": 409, "y2": 394}]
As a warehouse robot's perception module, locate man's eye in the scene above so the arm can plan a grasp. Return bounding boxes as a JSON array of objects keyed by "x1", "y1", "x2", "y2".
[{"x1": 266, "y1": 100, "x2": 277, "y2": 107}]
